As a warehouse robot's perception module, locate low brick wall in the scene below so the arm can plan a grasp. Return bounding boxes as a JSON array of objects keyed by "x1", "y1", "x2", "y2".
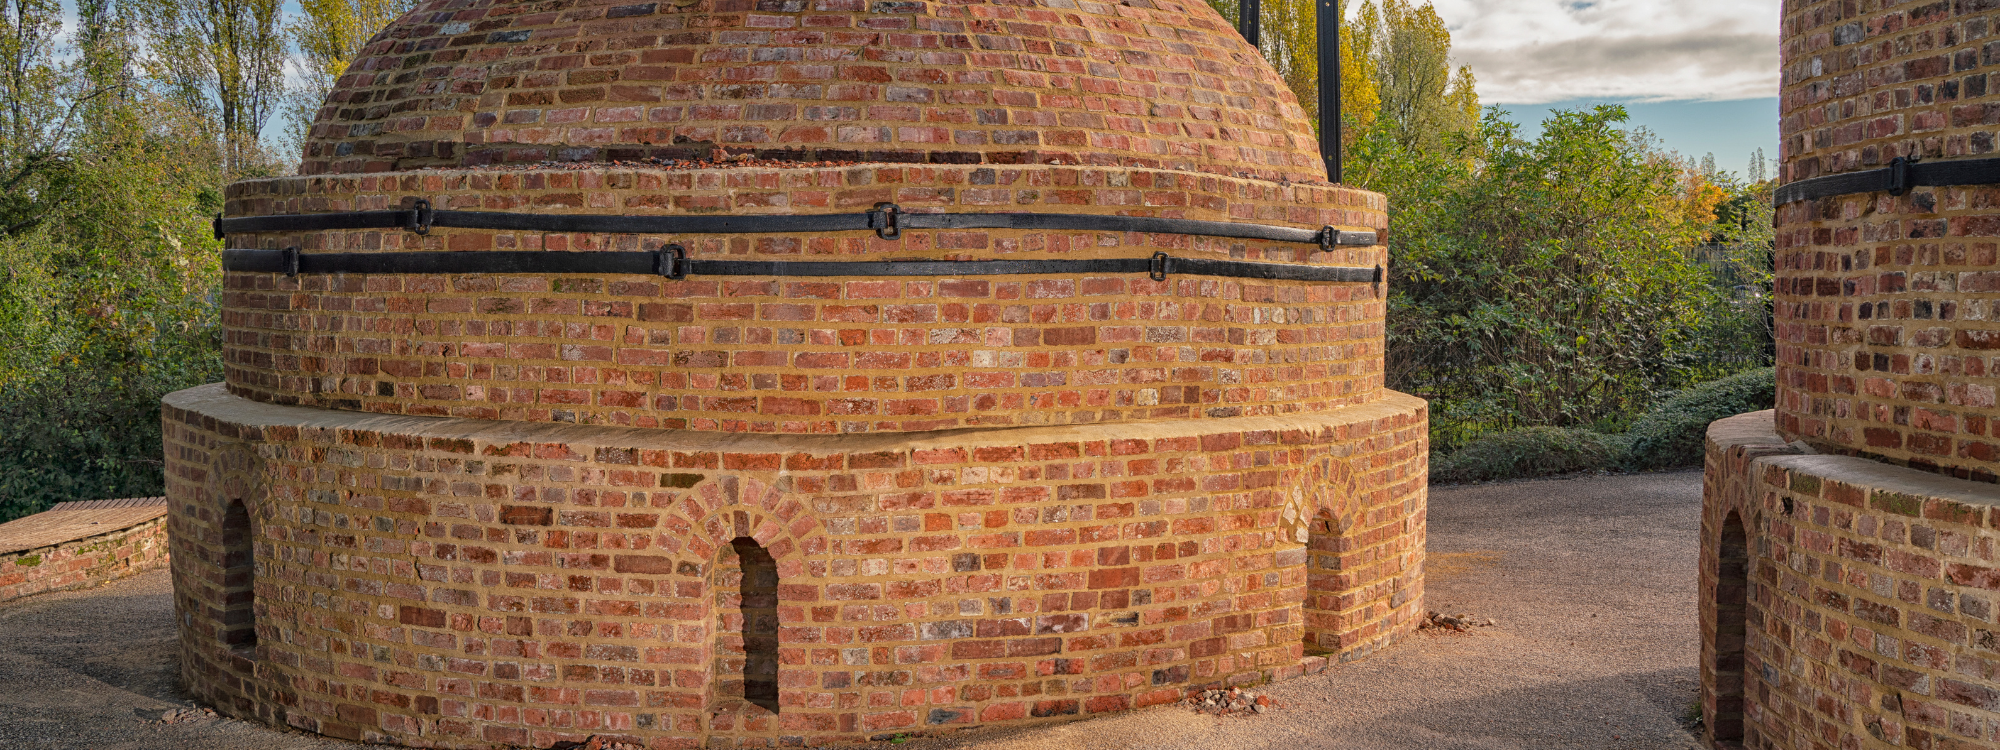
[
  {"x1": 1701, "y1": 410, "x2": 2000, "y2": 749},
  {"x1": 168, "y1": 382, "x2": 1425, "y2": 748},
  {"x1": 0, "y1": 505, "x2": 170, "y2": 604}
]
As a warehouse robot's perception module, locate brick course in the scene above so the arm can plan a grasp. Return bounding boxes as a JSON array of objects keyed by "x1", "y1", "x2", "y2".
[{"x1": 220, "y1": 165, "x2": 1385, "y2": 433}]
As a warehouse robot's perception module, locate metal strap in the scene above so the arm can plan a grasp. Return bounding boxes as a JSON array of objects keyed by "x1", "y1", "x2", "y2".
[
  {"x1": 1775, "y1": 156, "x2": 2000, "y2": 204},
  {"x1": 214, "y1": 202, "x2": 1379, "y2": 248},
  {"x1": 221, "y1": 247, "x2": 1383, "y2": 284}
]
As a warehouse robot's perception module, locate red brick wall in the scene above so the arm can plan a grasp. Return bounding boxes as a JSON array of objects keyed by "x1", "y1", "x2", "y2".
[
  {"x1": 306, "y1": 0, "x2": 1330, "y2": 182},
  {"x1": 1773, "y1": 0, "x2": 2000, "y2": 480},
  {"x1": 0, "y1": 518, "x2": 168, "y2": 603},
  {"x1": 220, "y1": 165, "x2": 1386, "y2": 434},
  {"x1": 193, "y1": 0, "x2": 1429, "y2": 743},
  {"x1": 1702, "y1": 411, "x2": 2000, "y2": 749},
  {"x1": 167, "y1": 384, "x2": 1425, "y2": 747}
]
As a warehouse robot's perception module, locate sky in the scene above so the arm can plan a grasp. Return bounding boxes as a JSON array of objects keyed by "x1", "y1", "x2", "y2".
[
  {"x1": 1425, "y1": 0, "x2": 1783, "y2": 178},
  {"x1": 1494, "y1": 98, "x2": 1778, "y2": 181}
]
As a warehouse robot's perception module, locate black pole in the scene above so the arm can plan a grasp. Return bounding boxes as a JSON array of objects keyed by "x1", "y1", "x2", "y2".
[
  {"x1": 1316, "y1": 0, "x2": 1341, "y2": 183},
  {"x1": 1238, "y1": 0, "x2": 1260, "y2": 47}
]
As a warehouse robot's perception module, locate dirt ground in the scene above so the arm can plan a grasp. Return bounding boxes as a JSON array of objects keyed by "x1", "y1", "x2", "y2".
[{"x1": 0, "y1": 471, "x2": 1706, "y2": 750}]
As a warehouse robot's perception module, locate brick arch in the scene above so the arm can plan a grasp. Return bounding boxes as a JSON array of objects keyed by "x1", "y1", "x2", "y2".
[
  {"x1": 205, "y1": 442, "x2": 272, "y2": 527},
  {"x1": 642, "y1": 475, "x2": 826, "y2": 731},
  {"x1": 1281, "y1": 454, "x2": 1359, "y2": 545},
  {"x1": 661, "y1": 476, "x2": 828, "y2": 575}
]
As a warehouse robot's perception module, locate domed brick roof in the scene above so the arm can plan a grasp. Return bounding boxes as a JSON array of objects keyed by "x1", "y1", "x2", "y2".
[{"x1": 304, "y1": 0, "x2": 1330, "y2": 182}]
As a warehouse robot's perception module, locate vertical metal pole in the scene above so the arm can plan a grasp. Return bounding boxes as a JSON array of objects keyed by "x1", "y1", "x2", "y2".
[
  {"x1": 1238, "y1": 0, "x2": 1260, "y2": 47},
  {"x1": 1316, "y1": 0, "x2": 1341, "y2": 183}
]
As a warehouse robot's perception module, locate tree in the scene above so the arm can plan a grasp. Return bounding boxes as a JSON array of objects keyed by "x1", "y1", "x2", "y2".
[
  {"x1": 1202, "y1": 0, "x2": 1380, "y2": 139},
  {"x1": 280, "y1": 0, "x2": 415, "y2": 157},
  {"x1": 1351, "y1": 0, "x2": 1478, "y2": 154},
  {"x1": 136, "y1": 0, "x2": 286, "y2": 176},
  {"x1": 0, "y1": 0, "x2": 226, "y2": 520},
  {"x1": 1358, "y1": 106, "x2": 1763, "y2": 444}
]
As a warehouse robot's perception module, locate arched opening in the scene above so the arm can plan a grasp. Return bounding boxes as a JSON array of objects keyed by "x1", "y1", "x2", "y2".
[
  {"x1": 1302, "y1": 510, "x2": 1343, "y2": 656},
  {"x1": 1713, "y1": 511, "x2": 1749, "y2": 742},
  {"x1": 714, "y1": 536, "x2": 779, "y2": 715},
  {"x1": 220, "y1": 500, "x2": 257, "y2": 654}
]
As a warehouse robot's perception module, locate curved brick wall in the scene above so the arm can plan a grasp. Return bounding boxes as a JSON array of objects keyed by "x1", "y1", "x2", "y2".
[
  {"x1": 305, "y1": 0, "x2": 1329, "y2": 182},
  {"x1": 1773, "y1": 0, "x2": 2000, "y2": 480},
  {"x1": 1702, "y1": 412, "x2": 2000, "y2": 750},
  {"x1": 220, "y1": 165, "x2": 1386, "y2": 432},
  {"x1": 168, "y1": 384, "x2": 1426, "y2": 747},
  {"x1": 1703, "y1": 4, "x2": 2000, "y2": 747},
  {"x1": 178, "y1": 0, "x2": 1430, "y2": 744}
]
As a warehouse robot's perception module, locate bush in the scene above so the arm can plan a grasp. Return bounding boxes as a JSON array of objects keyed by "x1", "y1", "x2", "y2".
[
  {"x1": 1619, "y1": 367, "x2": 1775, "y2": 471},
  {"x1": 1429, "y1": 427, "x2": 1628, "y2": 484},
  {"x1": 1428, "y1": 367, "x2": 1775, "y2": 485},
  {"x1": 0, "y1": 372, "x2": 186, "y2": 521}
]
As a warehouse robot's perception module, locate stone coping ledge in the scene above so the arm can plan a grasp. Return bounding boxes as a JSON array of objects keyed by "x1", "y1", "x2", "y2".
[
  {"x1": 1708, "y1": 410, "x2": 2000, "y2": 509},
  {"x1": 168, "y1": 382, "x2": 1427, "y2": 451},
  {"x1": 0, "y1": 498, "x2": 168, "y2": 556}
]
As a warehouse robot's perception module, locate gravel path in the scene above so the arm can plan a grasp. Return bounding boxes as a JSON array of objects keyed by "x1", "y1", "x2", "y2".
[
  {"x1": 0, "y1": 471, "x2": 1705, "y2": 750},
  {"x1": 0, "y1": 570, "x2": 390, "y2": 750}
]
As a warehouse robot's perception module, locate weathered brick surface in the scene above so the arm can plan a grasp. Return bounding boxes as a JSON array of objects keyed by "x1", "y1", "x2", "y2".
[
  {"x1": 220, "y1": 165, "x2": 1385, "y2": 433},
  {"x1": 1775, "y1": 0, "x2": 2000, "y2": 480},
  {"x1": 1702, "y1": 410, "x2": 2000, "y2": 749},
  {"x1": 304, "y1": 0, "x2": 1331, "y2": 183},
  {"x1": 184, "y1": 0, "x2": 1429, "y2": 743},
  {"x1": 168, "y1": 384, "x2": 1425, "y2": 747},
  {"x1": 0, "y1": 517, "x2": 168, "y2": 603}
]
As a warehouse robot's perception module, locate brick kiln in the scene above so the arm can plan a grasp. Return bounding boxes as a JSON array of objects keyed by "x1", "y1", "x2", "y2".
[
  {"x1": 1699, "y1": 2, "x2": 2000, "y2": 748},
  {"x1": 164, "y1": 0, "x2": 1429, "y2": 746}
]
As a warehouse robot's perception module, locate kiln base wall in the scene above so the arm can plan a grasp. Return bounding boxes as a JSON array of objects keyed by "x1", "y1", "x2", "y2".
[
  {"x1": 1702, "y1": 411, "x2": 2000, "y2": 750},
  {"x1": 168, "y1": 384, "x2": 1425, "y2": 748}
]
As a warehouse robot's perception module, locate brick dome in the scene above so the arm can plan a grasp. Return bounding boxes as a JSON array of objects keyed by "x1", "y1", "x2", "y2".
[{"x1": 303, "y1": 0, "x2": 1330, "y2": 183}]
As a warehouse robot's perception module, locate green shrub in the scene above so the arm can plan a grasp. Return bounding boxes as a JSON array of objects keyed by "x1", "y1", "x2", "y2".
[
  {"x1": 1427, "y1": 367, "x2": 1775, "y2": 484},
  {"x1": 1364, "y1": 106, "x2": 1771, "y2": 448},
  {"x1": 1429, "y1": 427, "x2": 1628, "y2": 484},
  {"x1": 0, "y1": 369, "x2": 200, "y2": 522},
  {"x1": 1619, "y1": 367, "x2": 1775, "y2": 471}
]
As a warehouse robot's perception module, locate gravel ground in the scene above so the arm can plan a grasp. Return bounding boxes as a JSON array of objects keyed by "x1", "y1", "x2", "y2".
[
  {"x1": 0, "y1": 570, "x2": 391, "y2": 750},
  {"x1": 0, "y1": 470, "x2": 1704, "y2": 750}
]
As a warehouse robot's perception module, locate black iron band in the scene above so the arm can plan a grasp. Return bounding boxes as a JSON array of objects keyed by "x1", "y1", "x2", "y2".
[
  {"x1": 221, "y1": 247, "x2": 1383, "y2": 284},
  {"x1": 214, "y1": 201, "x2": 1378, "y2": 251},
  {"x1": 1775, "y1": 156, "x2": 2000, "y2": 204}
]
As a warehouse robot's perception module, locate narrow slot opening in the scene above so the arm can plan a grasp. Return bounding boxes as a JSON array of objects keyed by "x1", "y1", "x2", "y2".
[
  {"x1": 731, "y1": 536, "x2": 779, "y2": 713},
  {"x1": 1713, "y1": 511, "x2": 1748, "y2": 741},
  {"x1": 1302, "y1": 510, "x2": 1340, "y2": 657},
  {"x1": 221, "y1": 500, "x2": 257, "y2": 654}
]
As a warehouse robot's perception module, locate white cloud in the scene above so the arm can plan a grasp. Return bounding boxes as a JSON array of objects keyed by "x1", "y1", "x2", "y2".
[{"x1": 1427, "y1": 0, "x2": 1781, "y2": 103}]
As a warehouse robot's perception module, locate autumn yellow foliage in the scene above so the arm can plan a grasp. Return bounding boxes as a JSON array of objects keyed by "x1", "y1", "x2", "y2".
[{"x1": 1204, "y1": 0, "x2": 1474, "y2": 152}]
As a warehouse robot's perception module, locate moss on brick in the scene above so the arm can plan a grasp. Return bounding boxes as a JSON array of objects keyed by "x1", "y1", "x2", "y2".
[
  {"x1": 1871, "y1": 490, "x2": 1924, "y2": 517},
  {"x1": 1789, "y1": 474, "x2": 1822, "y2": 497},
  {"x1": 14, "y1": 555, "x2": 40, "y2": 567}
]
